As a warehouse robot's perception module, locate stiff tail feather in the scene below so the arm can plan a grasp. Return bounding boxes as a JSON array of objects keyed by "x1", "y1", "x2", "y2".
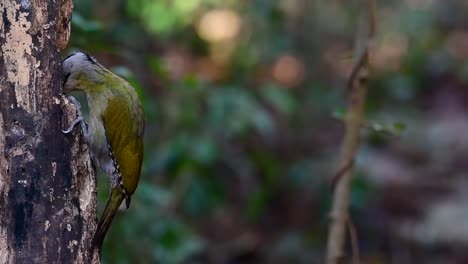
[{"x1": 92, "y1": 188, "x2": 125, "y2": 251}]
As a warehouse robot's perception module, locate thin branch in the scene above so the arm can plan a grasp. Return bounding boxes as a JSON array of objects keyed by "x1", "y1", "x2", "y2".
[
  {"x1": 348, "y1": 218, "x2": 361, "y2": 264},
  {"x1": 346, "y1": 47, "x2": 369, "y2": 93},
  {"x1": 330, "y1": 148, "x2": 357, "y2": 190},
  {"x1": 325, "y1": 0, "x2": 377, "y2": 263}
]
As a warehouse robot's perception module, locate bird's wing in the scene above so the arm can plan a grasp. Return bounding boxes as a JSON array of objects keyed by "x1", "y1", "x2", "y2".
[{"x1": 102, "y1": 87, "x2": 144, "y2": 195}]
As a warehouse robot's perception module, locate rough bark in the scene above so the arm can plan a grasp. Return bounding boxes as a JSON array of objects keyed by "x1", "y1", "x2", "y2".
[{"x1": 0, "y1": 0, "x2": 99, "y2": 263}]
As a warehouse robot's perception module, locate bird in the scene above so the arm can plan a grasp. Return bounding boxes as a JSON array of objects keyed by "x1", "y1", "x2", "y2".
[{"x1": 62, "y1": 51, "x2": 144, "y2": 251}]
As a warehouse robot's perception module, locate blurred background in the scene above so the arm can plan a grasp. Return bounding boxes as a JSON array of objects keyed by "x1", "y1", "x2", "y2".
[{"x1": 66, "y1": 0, "x2": 468, "y2": 263}]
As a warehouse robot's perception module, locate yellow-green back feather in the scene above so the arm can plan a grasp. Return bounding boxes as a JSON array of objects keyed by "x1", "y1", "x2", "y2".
[{"x1": 102, "y1": 80, "x2": 144, "y2": 195}]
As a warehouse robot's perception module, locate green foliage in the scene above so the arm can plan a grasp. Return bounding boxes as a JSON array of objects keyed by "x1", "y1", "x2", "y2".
[
  {"x1": 69, "y1": 0, "x2": 464, "y2": 263},
  {"x1": 127, "y1": 0, "x2": 231, "y2": 36}
]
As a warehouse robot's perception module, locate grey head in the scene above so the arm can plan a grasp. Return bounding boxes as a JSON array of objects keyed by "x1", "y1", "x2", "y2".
[{"x1": 62, "y1": 51, "x2": 99, "y2": 93}]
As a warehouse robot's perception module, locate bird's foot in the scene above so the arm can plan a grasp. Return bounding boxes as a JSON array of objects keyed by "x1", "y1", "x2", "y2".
[{"x1": 63, "y1": 96, "x2": 89, "y2": 136}]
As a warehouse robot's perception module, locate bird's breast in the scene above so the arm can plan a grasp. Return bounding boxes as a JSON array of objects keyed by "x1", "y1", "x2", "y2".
[{"x1": 87, "y1": 114, "x2": 115, "y2": 176}]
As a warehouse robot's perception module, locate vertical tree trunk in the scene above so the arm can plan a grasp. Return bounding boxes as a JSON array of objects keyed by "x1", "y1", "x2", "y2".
[{"x1": 0, "y1": 1, "x2": 99, "y2": 263}]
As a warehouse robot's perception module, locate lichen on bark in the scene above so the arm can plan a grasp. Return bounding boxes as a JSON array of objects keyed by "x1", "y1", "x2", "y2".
[{"x1": 0, "y1": 1, "x2": 98, "y2": 263}]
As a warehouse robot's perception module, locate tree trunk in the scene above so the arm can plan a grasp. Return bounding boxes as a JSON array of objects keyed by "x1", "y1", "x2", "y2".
[{"x1": 0, "y1": 1, "x2": 99, "y2": 263}]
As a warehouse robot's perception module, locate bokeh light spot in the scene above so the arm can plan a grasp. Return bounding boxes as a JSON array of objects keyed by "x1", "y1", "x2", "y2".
[
  {"x1": 272, "y1": 55, "x2": 305, "y2": 87},
  {"x1": 197, "y1": 9, "x2": 241, "y2": 43}
]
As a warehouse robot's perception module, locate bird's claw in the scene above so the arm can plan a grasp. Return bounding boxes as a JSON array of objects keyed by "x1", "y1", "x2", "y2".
[
  {"x1": 63, "y1": 115, "x2": 84, "y2": 133},
  {"x1": 62, "y1": 96, "x2": 89, "y2": 136}
]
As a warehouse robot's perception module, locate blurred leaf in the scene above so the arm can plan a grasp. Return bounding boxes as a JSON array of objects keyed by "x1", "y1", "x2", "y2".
[
  {"x1": 349, "y1": 176, "x2": 375, "y2": 210},
  {"x1": 128, "y1": 0, "x2": 201, "y2": 35},
  {"x1": 366, "y1": 120, "x2": 407, "y2": 137},
  {"x1": 72, "y1": 12, "x2": 103, "y2": 32},
  {"x1": 246, "y1": 188, "x2": 269, "y2": 219},
  {"x1": 183, "y1": 175, "x2": 224, "y2": 216},
  {"x1": 385, "y1": 74, "x2": 416, "y2": 102},
  {"x1": 261, "y1": 85, "x2": 297, "y2": 115},
  {"x1": 148, "y1": 55, "x2": 170, "y2": 80},
  {"x1": 208, "y1": 88, "x2": 275, "y2": 136},
  {"x1": 183, "y1": 74, "x2": 201, "y2": 89},
  {"x1": 251, "y1": 151, "x2": 281, "y2": 186},
  {"x1": 190, "y1": 137, "x2": 218, "y2": 165},
  {"x1": 393, "y1": 122, "x2": 407, "y2": 133},
  {"x1": 153, "y1": 218, "x2": 203, "y2": 264},
  {"x1": 136, "y1": 183, "x2": 172, "y2": 208},
  {"x1": 333, "y1": 107, "x2": 347, "y2": 120}
]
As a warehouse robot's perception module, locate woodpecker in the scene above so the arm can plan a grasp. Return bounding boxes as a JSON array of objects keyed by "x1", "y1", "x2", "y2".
[{"x1": 62, "y1": 52, "x2": 144, "y2": 250}]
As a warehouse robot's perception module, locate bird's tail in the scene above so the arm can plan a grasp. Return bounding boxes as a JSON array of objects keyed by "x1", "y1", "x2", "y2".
[{"x1": 92, "y1": 187, "x2": 125, "y2": 251}]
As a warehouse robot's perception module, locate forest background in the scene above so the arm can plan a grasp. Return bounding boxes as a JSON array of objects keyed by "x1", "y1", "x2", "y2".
[{"x1": 68, "y1": 0, "x2": 468, "y2": 263}]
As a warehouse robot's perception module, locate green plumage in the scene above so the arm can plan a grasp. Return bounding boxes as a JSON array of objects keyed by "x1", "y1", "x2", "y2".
[
  {"x1": 103, "y1": 95, "x2": 144, "y2": 198},
  {"x1": 62, "y1": 52, "x2": 144, "y2": 252}
]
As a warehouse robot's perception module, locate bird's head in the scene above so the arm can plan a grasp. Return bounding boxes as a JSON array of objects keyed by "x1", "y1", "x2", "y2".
[{"x1": 62, "y1": 51, "x2": 101, "y2": 94}]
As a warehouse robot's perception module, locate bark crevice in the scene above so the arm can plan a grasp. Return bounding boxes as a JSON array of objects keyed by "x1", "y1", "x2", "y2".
[{"x1": 0, "y1": 1, "x2": 99, "y2": 263}]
